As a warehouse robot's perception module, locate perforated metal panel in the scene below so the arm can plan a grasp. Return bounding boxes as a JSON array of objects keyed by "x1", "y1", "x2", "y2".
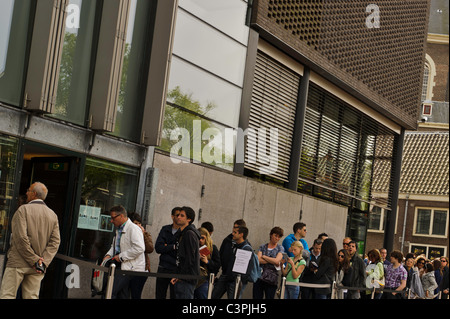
[{"x1": 252, "y1": 0, "x2": 430, "y2": 129}]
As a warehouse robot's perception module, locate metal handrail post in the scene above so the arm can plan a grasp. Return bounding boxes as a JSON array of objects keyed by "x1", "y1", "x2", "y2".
[
  {"x1": 207, "y1": 273, "x2": 215, "y2": 299},
  {"x1": 279, "y1": 277, "x2": 286, "y2": 299},
  {"x1": 331, "y1": 281, "x2": 337, "y2": 299},
  {"x1": 234, "y1": 275, "x2": 241, "y2": 299},
  {"x1": 104, "y1": 263, "x2": 116, "y2": 299},
  {"x1": 371, "y1": 287, "x2": 376, "y2": 299}
]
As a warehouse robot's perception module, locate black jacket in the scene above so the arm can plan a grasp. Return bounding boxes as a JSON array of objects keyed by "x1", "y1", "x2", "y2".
[
  {"x1": 218, "y1": 235, "x2": 253, "y2": 283},
  {"x1": 176, "y1": 224, "x2": 201, "y2": 284},
  {"x1": 312, "y1": 256, "x2": 336, "y2": 295},
  {"x1": 202, "y1": 244, "x2": 221, "y2": 275},
  {"x1": 218, "y1": 234, "x2": 234, "y2": 275},
  {"x1": 155, "y1": 224, "x2": 179, "y2": 270}
]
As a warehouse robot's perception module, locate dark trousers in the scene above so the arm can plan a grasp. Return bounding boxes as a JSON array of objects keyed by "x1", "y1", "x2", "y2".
[
  {"x1": 155, "y1": 267, "x2": 176, "y2": 299},
  {"x1": 253, "y1": 279, "x2": 277, "y2": 299},
  {"x1": 211, "y1": 275, "x2": 246, "y2": 299},
  {"x1": 130, "y1": 275, "x2": 147, "y2": 299},
  {"x1": 112, "y1": 273, "x2": 132, "y2": 299}
]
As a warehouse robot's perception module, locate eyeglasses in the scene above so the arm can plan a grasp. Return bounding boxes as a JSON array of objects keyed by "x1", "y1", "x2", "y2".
[
  {"x1": 440, "y1": 260, "x2": 447, "y2": 263},
  {"x1": 417, "y1": 261, "x2": 425, "y2": 265},
  {"x1": 343, "y1": 243, "x2": 349, "y2": 246},
  {"x1": 338, "y1": 254, "x2": 345, "y2": 258},
  {"x1": 110, "y1": 214, "x2": 121, "y2": 220}
]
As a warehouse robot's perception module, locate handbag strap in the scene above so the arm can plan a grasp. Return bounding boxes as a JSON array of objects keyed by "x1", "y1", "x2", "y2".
[{"x1": 286, "y1": 259, "x2": 301, "y2": 276}]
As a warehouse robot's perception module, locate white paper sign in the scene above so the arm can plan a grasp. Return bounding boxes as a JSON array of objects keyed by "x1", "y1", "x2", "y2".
[
  {"x1": 77, "y1": 205, "x2": 101, "y2": 230},
  {"x1": 232, "y1": 248, "x2": 252, "y2": 274}
]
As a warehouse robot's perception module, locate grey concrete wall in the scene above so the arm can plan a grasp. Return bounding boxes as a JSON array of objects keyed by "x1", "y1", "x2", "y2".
[{"x1": 141, "y1": 152, "x2": 348, "y2": 299}]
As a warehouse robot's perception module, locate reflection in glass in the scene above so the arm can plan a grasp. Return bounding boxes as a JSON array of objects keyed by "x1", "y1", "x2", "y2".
[
  {"x1": 168, "y1": 57, "x2": 242, "y2": 128},
  {"x1": 0, "y1": 0, "x2": 14, "y2": 77},
  {"x1": 0, "y1": 0, "x2": 32, "y2": 106},
  {"x1": 72, "y1": 158, "x2": 139, "y2": 261},
  {"x1": 0, "y1": 134, "x2": 19, "y2": 252},
  {"x1": 161, "y1": 103, "x2": 235, "y2": 171},
  {"x1": 112, "y1": 0, "x2": 154, "y2": 142},
  {"x1": 173, "y1": 10, "x2": 247, "y2": 86},
  {"x1": 52, "y1": 0, "x2": 99, "y2": 126}
]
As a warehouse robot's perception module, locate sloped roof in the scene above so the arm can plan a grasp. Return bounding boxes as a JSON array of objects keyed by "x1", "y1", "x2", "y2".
[{"x1": 372, "y1": 131, "x2": 449, "y2": 196}]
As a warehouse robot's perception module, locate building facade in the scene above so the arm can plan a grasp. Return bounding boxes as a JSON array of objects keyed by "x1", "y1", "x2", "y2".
[{"x1": 0, "y1": 0, "x2": 430, "y2": 298}]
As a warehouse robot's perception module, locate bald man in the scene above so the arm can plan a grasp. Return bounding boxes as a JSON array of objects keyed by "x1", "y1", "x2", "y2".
[{"x1": 0, "y1": 182, "x2": 60, "y2": 299}]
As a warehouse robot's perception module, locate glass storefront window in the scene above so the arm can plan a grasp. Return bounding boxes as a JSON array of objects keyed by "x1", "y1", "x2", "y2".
[
  {"x1": 72, "y1": 157, "x2": 139, "y2": 261},
  {"x1": 50, "y1": 0, "x2": 100, "y2": 126},
  {"x1": 0, "y1": 134, "x2": 19, "y2": 252},
  {"x1": 0, "y1": 0, "x2": 33, "y2": 106},
  {"x1": 112, "y1": 0, "x2": 155, "y2": 142}
]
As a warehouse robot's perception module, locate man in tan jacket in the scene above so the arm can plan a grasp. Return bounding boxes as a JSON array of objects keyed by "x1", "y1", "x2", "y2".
[{"x1": 0, "y1": 182, "x2": 60, "y2": 299}]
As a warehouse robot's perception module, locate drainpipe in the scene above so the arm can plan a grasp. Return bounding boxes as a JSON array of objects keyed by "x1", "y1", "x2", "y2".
[{"x1": 401, "y1": 194, "x2": 409, "y2": 253}]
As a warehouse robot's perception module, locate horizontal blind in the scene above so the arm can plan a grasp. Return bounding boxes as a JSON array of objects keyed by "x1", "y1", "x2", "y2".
[
  {"x1": 245, "y1": 51, "x2": 300, "y2": 182},
  {"x1": 299, "y1": 82, "x2": 396, "y2": 208}
]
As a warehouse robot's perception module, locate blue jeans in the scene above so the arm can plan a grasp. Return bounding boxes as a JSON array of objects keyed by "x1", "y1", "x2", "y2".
[
  {"x1": 174, "y1": 280, "x2": 196, "y2": 299},
  {"x1": 284, "y1": 285, "x2": 300, "y2": 299},
  {"x1": 194, "y1": 281, "x2": 209, "y2": 299}
]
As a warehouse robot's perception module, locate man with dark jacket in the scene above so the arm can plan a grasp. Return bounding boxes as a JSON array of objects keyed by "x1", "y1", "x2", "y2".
[
  {"x1": 212, "y1": 223, "x2": 253, "y2": 299},
  {"x1": 154, "y1": 207, "x2": 180, "y2": 299},
  {"x1": 347, "y1": 240, "x2": 366, "y2": 299},
  {"x1": 170, "y1": 206, "x2": 200, "y2": 299}
]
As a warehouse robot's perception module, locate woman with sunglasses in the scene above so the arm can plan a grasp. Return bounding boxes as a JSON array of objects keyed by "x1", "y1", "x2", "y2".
[
  {"x1": 336, "y1": 249, "x2": 352, "y2": 299},
  {"x1": 415, "y1": 256, "x2": 427, "y2": 278},
  {"x1": 440, "y1": 257, "x2": 449, "y2": 298}
]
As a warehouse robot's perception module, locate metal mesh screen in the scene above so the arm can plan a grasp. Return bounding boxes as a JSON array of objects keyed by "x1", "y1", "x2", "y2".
[{"x1": 252, "y1": 0, "x2": 430, "y2": 129}]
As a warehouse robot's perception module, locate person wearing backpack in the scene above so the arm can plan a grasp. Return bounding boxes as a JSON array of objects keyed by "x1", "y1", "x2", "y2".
[{"x1": 212, "y1": 225, "x2": 254, "y2": 299}]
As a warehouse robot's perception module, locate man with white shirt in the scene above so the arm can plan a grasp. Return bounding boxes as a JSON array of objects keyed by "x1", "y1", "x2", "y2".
[
  {"x1": 0, "y1": 182, "x2": 60, "y2": 299},
  {"x1": 104, "y1": 205, "x2": 145, "y2": 299}
]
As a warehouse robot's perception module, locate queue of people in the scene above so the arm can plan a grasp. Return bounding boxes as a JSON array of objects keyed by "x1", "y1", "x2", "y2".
[
  {"x1": 1, "y1": 186, "x2": 447, "y2": 301},
  {"x1": 105, "y1": 205, "x2": 450, "y2": 300}
]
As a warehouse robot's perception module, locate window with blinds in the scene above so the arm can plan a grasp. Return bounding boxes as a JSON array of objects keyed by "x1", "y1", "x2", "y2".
[
  {"x1": 298, "y1": 82, "x2": 396, "y2": 209},
  {"x1": 245, "y1": 51, "x2": 300, "y2": 182}
]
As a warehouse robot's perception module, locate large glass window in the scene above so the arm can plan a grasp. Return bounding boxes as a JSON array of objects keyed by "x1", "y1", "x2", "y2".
[
  {"x1": 167, "y1": 57, "x2": 243, "y2": 128},
  {"x1": 160, "y1": 0, "x2": 249, "y2": 170},
  {"x1": 179, "y1": 0, "x2": 249, "y2": 45},
  {"x1": 0, "y1": 134, "x2": 19, "y2": 252},
  {"x1": 173, "y1": 10, "x2": 247, "y2": 87},
  {"x1": 72, "y1": 157, "x2": 139, "y2": 261},
  {"x1": 0, "y1": 0, "x2": 33, "y2": 106},
  {"x1": 111, "y1": 0, "x2": 156, "y2": 142},
  {"x1": 50, "y1": 0, "x2": 100, "y2": 126}
]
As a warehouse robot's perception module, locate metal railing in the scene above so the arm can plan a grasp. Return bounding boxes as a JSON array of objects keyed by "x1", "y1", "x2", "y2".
[
  {"x1": 278, "y1": 276, "x2": 448, "y2": 300},
  {"x1": 55, "y1": 254, "x2": 448, "y2": 300},
  {"x1": 56, "y1": 253, "x2": 212, "y2": 299}
]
